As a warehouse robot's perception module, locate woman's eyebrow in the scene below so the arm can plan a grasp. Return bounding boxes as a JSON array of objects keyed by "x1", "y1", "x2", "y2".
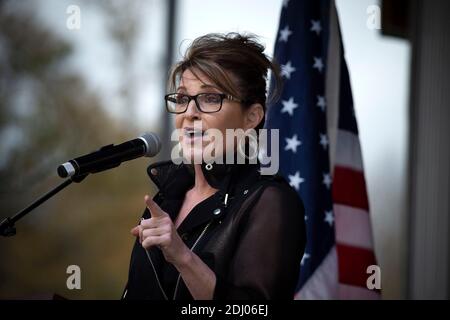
[
  {"x1": 176, "y1": 84, "x2": 220, "y2": 93},
  {"x1": 200, "y1": 84, "x2": 220, "y2": 91}
]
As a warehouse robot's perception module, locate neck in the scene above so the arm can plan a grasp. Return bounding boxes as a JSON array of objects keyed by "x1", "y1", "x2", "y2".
[{"x1": 192, "y1": 164, "x2": 217, "y2": 195}]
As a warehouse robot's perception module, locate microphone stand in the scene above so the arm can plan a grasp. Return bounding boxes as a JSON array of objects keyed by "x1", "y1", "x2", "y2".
[{"x1": 0, "y1": 174, "x2": 88, "y2": 237}]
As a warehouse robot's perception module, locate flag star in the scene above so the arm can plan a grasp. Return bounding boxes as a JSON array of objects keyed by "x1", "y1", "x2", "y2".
[
  {"x1": 282, "y1": 0, "x2": 290, "y2": 8},
  {"x1": 304, "y1": 215, "x2": 308, "y2": 221},
  {"x1": 301, "y1": 252, "x2": 310, "y2": 266},
  {"x1": 323, "y1": 172, "x2": 332, "y2": 189},
  {"x1": 316, "y1": 95, "x2": 326, "y2": 111},
  {"x1": 319, "y1": 133, "x2": 329, "y2": 150},
  {"x1": 279, "y1": 25, "x2": 292, "y2": 42},
  {"x1": 281, "y1": 61, "x2": 296, "y2": 79},
  {"x1": 288, "y1": 171, "x2": 305, "y2": 191},
  {"x1": 324, "y1": 210, "x2": 334, "y2": 226},
  {"x1": 313, "y1": 57, "x2": 324, "y2": 73},
  {"x1": 310, "y1": 20, "x2": 322, "y2": 35},
  {"x1": 281, "y1": 97, "x2": 298, "y2": 116},
  {"x1": 285, "y1": 134, "x2": 302, "y2": 153}
]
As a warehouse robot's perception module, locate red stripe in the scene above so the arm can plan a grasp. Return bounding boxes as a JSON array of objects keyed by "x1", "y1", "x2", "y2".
[
  {"x1": 336, "y1": 244, "x2": 379, "y2": 290},
  {"x1": 332, "y1": 166, "x2": 369, "y2": 210}
]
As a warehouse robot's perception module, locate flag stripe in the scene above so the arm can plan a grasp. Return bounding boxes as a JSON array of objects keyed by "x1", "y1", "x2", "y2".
[
  {"x1": 334, "y1": 129, "x2": 363, "y2": 171},
  {"x1": 295, "y1": 247, "x2": 338, "y2": 299},
  {"x1": 339, "y1": 283, "x2": 381, "y2": 300},
  {"x1": 332, "y1": 166, "x2": 369, "y2": 210},
  {"x1": 334, "y1": 204, "x2": 374, "y2": 249},
  {"x1": 336, "y1": 243, "x2": 378, "y2": 288}
]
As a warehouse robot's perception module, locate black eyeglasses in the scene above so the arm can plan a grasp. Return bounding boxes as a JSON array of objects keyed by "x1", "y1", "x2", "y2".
[{"x1": 164, "y1": 92, "x2": 242, "y2": 114}]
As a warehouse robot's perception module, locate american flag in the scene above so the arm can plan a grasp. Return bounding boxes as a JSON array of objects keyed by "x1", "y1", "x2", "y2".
[{"x1": 265, "y1": 0, "x2": 380, "y2": 299}]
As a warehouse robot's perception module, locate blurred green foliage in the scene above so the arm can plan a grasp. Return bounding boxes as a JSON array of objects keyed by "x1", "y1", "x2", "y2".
[{"x1": 0, "y1": 2, "x2": 158, "y2": 299}]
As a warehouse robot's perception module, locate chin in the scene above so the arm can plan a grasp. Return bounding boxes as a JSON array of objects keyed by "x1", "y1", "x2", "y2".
[
  {"x1": 181, "y1": 143, "x2": 204, "y2": 164},
  {"x1": 180, "y1": 141, "x2": 227, "y2": 165}
]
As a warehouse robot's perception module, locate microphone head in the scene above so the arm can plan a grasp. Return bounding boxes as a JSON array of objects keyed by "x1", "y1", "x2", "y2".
[{"x1": 140, "y1": 132, "x2": 161, "y2": 157}]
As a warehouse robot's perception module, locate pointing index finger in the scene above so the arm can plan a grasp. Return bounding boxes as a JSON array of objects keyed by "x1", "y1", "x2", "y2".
[{"x1": 145, "y1": 195, "x2": 166, "y2": 218}]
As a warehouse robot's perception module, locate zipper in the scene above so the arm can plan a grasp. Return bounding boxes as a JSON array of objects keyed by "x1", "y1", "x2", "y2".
[
  {"x1": 145, "y1": 248, "x2": 169, "y2": 300},
  {"x1": 173, "y1": 220, "x2": 212, "y2": 300},
  {"x1": 144, "y1": 220, "x2": 213, "y2": 300}
]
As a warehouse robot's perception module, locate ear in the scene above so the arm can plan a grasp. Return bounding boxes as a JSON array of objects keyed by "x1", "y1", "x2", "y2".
[{"x1": 244, "y1": 103, "x2": 265, "y2": 130}]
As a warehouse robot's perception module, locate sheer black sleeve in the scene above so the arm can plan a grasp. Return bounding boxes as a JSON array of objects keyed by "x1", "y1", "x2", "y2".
[{"x1": 213, "y1": 183, "x2": 306, "y2": 299}]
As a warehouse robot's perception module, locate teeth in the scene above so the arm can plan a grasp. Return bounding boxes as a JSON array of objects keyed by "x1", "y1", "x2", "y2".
[{"x1": 185, "y1": 128, "x2": 203, "y2": 136}]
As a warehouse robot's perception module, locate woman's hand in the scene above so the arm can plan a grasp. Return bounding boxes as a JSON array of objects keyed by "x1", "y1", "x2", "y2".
[
  {"x1": 131, "y1": 195, "x2": 192, "y2": 267},
  {"x1": 131, "y1": 193, "x2": 216, "y2": 299}
]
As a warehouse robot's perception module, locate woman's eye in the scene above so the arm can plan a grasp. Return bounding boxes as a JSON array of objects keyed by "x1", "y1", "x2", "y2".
[
  {"x1": 176, "y1": 95, "x2": 189, "y2": 104},
  {"x1": 203, "y1": 94, "x2": 220, "y2": 104}
]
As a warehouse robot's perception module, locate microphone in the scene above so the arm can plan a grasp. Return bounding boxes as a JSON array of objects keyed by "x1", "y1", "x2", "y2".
[{"x1": 57, "y1": 133, "x2": 161, "y2": 178}]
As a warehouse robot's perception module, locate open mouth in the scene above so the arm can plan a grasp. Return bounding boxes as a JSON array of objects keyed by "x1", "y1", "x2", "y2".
[{"x1": 184, "y1": 127, "x2": 207, "y2": 139}]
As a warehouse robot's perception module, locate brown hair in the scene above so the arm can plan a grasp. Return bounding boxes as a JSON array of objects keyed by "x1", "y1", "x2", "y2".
[{"x1": 169, "y1": 32, "x2": 282, "y2": 131}]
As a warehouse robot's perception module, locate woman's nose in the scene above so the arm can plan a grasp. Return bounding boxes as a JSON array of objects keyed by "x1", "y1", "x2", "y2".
[{"x1": 184, "y1": 99, "x2": 201, "y2": 119}]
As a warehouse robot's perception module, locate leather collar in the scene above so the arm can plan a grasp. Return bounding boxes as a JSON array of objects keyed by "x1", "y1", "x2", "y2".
[
  {"x1": 147, "y1": 159, "x2": 261, "y2": 198},
  {"x1": 146, "y1": 159, "x2": 263, "y2": 233}
]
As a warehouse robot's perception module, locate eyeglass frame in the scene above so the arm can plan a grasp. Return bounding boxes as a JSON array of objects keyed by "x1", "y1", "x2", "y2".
[{"x1": 164, "y1": 92, "x2": 244, "y2": 114}]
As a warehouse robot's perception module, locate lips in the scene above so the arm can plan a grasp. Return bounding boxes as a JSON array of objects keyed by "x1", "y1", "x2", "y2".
[{"x1": 183, "y1": 127, "x2": 207, "y2": 139}]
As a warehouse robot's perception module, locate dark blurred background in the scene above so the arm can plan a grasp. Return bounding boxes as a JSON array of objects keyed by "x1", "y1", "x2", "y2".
[{"x1": 0, "y1": 0, "x2": 448, "y2": 299}]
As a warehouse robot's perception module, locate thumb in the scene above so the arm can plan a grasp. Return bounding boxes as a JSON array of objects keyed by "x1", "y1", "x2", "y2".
[
  {"x1": 130, "y1": 226, "x2": 140, "y2": 237},
  {"x1": 144, "y1": 195, "x2": 167, "y2": 218}
]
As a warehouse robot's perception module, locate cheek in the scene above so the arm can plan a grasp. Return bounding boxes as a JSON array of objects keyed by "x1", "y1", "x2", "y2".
[
  {"x1": 174, "y1": 116, "x2": 184, "y2": 144},
  {"x1": 204, "y1": 109, "x2": 245, "y2": 152},
  {"x1": 209, "y1": 107, "x2": 245, "y2": 132},
  {"x1": 175, "y1": 115, "x2": 183, "y2": 129}
]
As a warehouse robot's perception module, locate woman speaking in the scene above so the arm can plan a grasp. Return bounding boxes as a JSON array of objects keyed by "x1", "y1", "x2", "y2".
[{"x1": 122, "y1": 33, "x2": 306, "y2": 300}]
